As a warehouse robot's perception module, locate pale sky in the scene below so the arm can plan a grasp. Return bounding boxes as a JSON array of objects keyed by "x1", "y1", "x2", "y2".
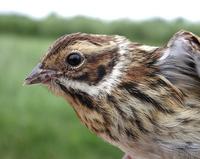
[{"x1": 0, "y1": 0, "x2": 200, "y2": 21}]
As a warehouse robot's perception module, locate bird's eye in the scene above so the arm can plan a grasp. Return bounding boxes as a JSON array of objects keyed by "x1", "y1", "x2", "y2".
[{"x1": 65, "y1": 52, "x2": 83, "y2": 67}]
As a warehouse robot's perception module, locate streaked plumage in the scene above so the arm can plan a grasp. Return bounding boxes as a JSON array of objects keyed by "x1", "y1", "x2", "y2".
[{"x1": 25, "y1": 30, "x2": 200, "y2": 159}]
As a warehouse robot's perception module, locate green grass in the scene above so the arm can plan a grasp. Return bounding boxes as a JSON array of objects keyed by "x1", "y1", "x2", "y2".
[{"x1": 0, "y1": 34, "x2": 123, "y2": 159}]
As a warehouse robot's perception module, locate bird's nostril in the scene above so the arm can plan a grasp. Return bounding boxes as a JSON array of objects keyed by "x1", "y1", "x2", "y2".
[{"x1": 24, "y1": 64, "x2": 60, "y2": 85}]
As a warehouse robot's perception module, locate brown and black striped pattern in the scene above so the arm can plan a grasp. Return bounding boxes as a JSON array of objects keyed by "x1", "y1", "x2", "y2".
[
  {"x1": 41, "y1": 33, "x2": 119, "y2": 85},
  {"x1": 26, "y1": 31, "x2": 200, "y2": 159}
]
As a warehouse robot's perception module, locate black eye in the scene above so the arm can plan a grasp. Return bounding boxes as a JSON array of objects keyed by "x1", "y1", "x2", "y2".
[{"x1": 65, "y1": 52, "x2": 83, "y2": 67}]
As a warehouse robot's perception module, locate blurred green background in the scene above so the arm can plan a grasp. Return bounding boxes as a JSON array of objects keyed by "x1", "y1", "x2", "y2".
[{"x1": 0, "y1": 13, "x2": 200, "y2": 159}]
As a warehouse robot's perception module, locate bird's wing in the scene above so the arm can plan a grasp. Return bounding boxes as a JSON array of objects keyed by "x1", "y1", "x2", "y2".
[
  {"x1": 157, "y1": 139, "x2": 200, "y2": 159},
  {"x1": 155, "y1": 31, "x2": 200, "y2": 158},
  {"x1": 158, "y1": 30, "x2": 200, "y2": 98}
]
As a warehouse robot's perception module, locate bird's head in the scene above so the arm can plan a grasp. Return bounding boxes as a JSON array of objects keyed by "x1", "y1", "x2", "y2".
[
  {"x1": 24, "y1": 33, "x2": 162, "y2": 145},
  {"x1": 24, "y1": 33, "x2": 131, "y2": 98}
]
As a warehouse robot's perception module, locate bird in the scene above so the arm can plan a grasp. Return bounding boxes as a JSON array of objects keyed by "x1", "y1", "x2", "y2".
[{"x1": 24, "y1": 30, "x2": 200, "y2": 159}]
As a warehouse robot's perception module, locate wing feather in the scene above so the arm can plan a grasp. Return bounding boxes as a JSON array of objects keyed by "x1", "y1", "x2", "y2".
[{"x1": 158, "y1": 30, "x2": 200, "y2": 98}]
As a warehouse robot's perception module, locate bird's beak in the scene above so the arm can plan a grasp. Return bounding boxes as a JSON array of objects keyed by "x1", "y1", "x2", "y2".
[{"x1": 24, "y1": 63, "x2": 58, "y2": 85}]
